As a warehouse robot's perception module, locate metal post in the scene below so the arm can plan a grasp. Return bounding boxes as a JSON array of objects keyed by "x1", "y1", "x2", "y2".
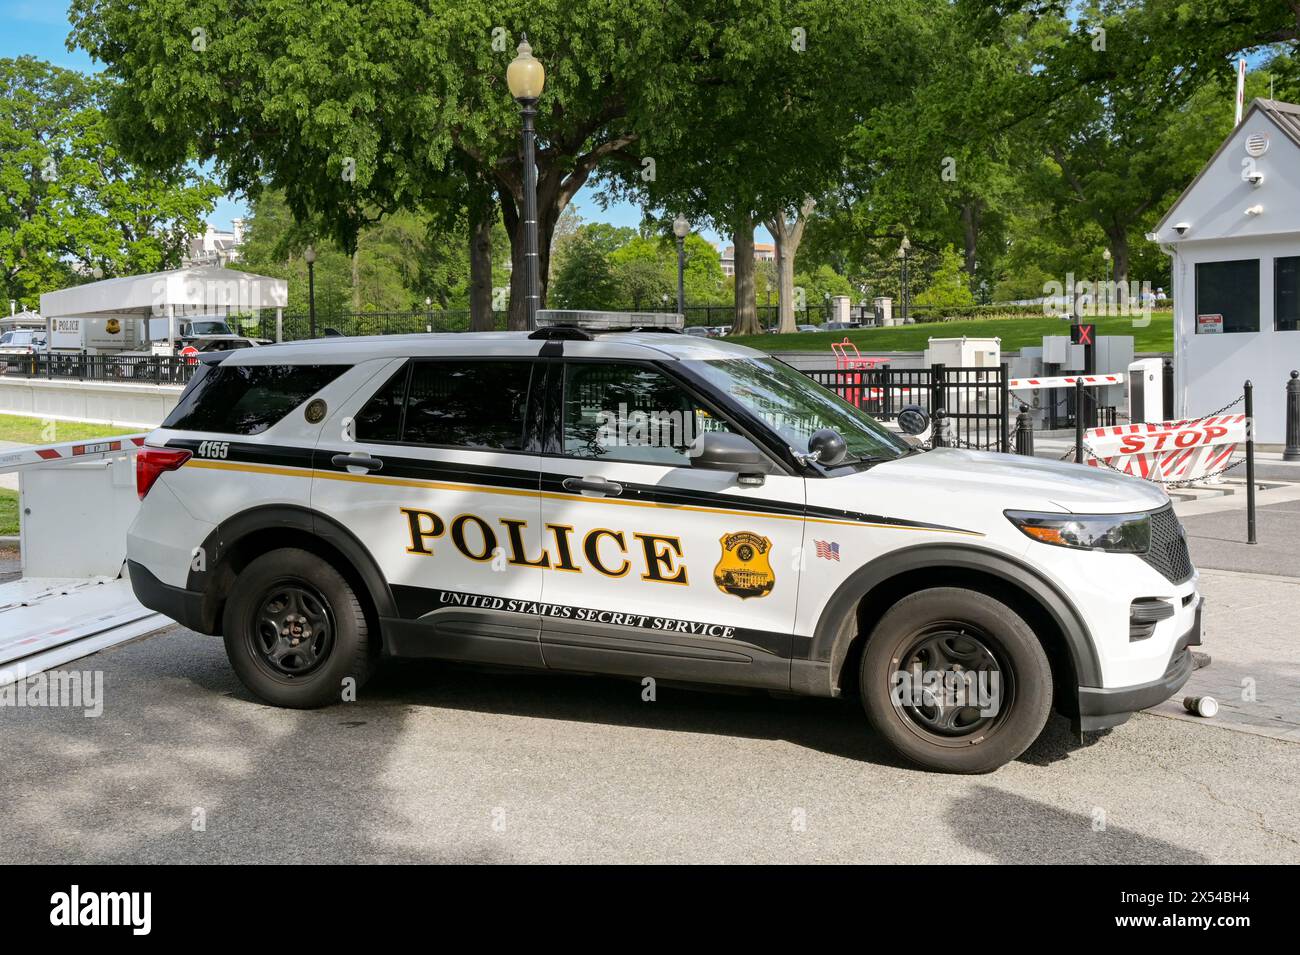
[
  {"x1": 1074, "y1": 378, "x2": 1085, "y2": 463},
  {"x1": 1015, "y1": 404, "x2": 1035, "y2": 457},
  {"x1": 676, "y1": 236, "x2": 686, "y2": 316},
  {"x1": 999, "y1": 361, "x2": 1011, "y2": 453},
  {"x1": 520, "y1": 98, "x2": 541, "y2": 331},
  {"x1": 1245, "y1": 379, "x2": 1257, "y2": 545},
  {"x1": 307, "y1": 259, "x2": 317, "y2": 339},
  {"x1": 932, "y1": 408, "x2": 946, "y2": 448},
  {"x1": 1162, "y1": 358, "x2": 1175, "y2": 422},
  {"x1": 1284, "y1": 370, "x2": 1300, "y2": 462}
]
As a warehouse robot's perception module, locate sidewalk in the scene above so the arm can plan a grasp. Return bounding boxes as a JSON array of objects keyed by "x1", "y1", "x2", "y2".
[{"x1": 1148, "y1": 567, "x2": 1300, "y2": 744}]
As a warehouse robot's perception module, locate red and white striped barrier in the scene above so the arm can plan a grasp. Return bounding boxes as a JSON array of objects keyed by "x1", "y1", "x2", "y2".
[
  {"x1": 1082, "y1": 415, "x2": 1246, "y2": 482},
  {"x1": 0, "y1": 434, "x2": 147, "y2": 473},
  {"x1": 1008, "y1": 373, "x2": 1124, "y2": 392}
]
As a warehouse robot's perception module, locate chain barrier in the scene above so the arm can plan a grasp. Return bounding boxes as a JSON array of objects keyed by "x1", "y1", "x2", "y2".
[{"x1": 1078, "y1": 444, "x2": 1247, "y2": 488}]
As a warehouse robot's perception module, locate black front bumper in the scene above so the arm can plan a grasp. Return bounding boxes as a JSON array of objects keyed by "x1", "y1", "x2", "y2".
[
  {"x1": 127, "y1": 560, "x2": 214, "y2": 634},
  {"x1": 1076, "y1": 597, "x2": 1203, "y2": 732}
]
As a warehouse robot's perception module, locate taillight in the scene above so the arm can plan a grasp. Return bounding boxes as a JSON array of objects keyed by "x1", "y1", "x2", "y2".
[{"x1": 136, "y1": 446, "x2": 192, "y2": 499}]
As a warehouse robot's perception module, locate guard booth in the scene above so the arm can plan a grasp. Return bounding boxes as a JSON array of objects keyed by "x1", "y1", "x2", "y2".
[{"x1": 1150, "y1": 98, "x2": 1300, "y2": 443}]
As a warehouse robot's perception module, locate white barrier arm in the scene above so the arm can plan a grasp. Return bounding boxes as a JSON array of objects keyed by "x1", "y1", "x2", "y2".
[
  {"x1": 0, "y1": 434, "x2": 148, "y2": 474},
  {"x1": 1008, "y1": 374, "x2": 1124, "y2": 392}
]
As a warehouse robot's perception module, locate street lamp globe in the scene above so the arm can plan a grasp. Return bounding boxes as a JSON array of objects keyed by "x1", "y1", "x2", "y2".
[
  {"x1": 898, "y1": 235, "x2": 910, "y2": 258},
  {"x1": 507, "y1": 35, "x2": 546, "y2": 101},
  {"x1": 672, "y1": 214, "x2": 690, "y2": 239},
  {"x1": 304, "y1": 245, "x2": 317, "y2": 265}
]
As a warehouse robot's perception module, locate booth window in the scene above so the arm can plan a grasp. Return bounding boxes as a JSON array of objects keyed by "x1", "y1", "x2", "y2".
[
  {"x1": 1277, "y1": 257, "x2": 1300, "y2": 332},
  {"x1": 1195, "y1": 259, "x2": 1259, "y2": 334}
]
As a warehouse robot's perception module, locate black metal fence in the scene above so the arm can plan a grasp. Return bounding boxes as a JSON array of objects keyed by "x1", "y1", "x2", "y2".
[
  {"x1": 803, "y1": 363, "x2": 1011, "y2": 452},
  {"x1": 1, "y1": 353, "x2": 199, "y2": 386}
]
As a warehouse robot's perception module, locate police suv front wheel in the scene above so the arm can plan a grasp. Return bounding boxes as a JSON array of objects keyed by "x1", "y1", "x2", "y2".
[
  {"x1": 860, "y1": 587, "x2": 1052, "y2": 774},
  {"x1": 222, "y1": 548, "x2": 376, "y2": 708}
]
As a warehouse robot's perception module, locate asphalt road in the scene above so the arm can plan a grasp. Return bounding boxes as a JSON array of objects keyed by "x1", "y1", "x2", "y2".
[{"x1": 1, "y1": 618, "x2": 1296, "y2": 864}]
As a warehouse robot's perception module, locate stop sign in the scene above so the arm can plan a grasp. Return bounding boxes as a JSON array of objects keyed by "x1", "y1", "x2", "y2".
[{"x1": 179, "y1": 345, "x2": 200, "y2": 365}]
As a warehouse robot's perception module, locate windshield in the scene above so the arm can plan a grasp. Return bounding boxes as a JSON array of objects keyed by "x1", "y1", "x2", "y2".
[
  {"x1": 687, "y1": 357, "x2": 911, "y2": 464},
  {"x1": 187, "y1": 321, "x2": 232, "y2": 336}
]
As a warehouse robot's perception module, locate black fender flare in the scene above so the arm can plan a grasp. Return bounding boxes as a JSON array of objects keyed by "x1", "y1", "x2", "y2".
[
  {"x1": 804, "y1": 542, "x2": 1101, "y2": 693},
  {"x1": 188, "y1": 504, "x2": 396, "y2": 626}
]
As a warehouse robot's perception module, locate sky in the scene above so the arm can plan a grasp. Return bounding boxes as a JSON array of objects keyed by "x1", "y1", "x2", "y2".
[{"x1": 1, "y1": 2, "x2": 748, "y2": 246}]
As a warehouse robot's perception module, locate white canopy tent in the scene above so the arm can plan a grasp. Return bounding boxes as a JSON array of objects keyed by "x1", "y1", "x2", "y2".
[{"x1": 39, "y1": 265, "x2": 290, "y2": 350}]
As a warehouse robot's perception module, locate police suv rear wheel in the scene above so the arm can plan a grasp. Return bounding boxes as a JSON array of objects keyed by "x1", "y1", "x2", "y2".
[
  {"x1": 860, "y1": 587, "x2": 1051, "y2": 774},
  {"x1": 223, "y1": 548, "x2": 376, "y2": 708}
]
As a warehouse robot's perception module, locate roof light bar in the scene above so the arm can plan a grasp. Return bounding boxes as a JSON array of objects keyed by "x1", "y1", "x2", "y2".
[{"x1": 535, "y1": 309, "x2": 684, "y2": 332}]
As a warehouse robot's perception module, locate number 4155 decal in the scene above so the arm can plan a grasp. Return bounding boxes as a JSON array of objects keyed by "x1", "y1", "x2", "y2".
[{"x1": 195, "y1": 440, "x2": 231, "y2": 459}]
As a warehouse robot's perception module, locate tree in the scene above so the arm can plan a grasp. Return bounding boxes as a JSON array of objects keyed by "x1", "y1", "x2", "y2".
[
  {"x1": 913, "y1": 246, "x2": 976, "y2": 311},
  {"x1": 0, "y1": 56, "x2": 218, "y2": 308},
  {"x1": 766, "y1": 197, "x2": 817, "y2": 332}
]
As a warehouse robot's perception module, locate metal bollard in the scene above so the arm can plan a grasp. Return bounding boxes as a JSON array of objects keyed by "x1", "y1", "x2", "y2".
[
  {"x1": 1074, "y1": 378, "x2": 1085, "y2": 463},
  {"x1": 932, "y1": 408, "x2": 946, "y2": 448},
  {"x1": 1284, "y1": 370, "x2": 1300, "y2": 462},
  {"x1": 1245, "y1": 379, "x2": 1256, "y2": 545},
  {"x1": 1015, "y1": 404, "x2": 1034, "y2": 456}
]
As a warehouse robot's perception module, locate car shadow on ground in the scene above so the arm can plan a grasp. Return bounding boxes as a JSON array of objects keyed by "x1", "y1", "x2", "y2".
[
  {"x1": 946, "y1": 786, "x2": 1208, "y2": 864},
  {"x1": 359, "y1": 658, "x2": 1100, "y2": 773}
]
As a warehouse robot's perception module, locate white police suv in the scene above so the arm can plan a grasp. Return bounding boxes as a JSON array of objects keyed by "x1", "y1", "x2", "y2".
[{"x1": 127, "y1": 312, "x2": 1201, "y2": 773}]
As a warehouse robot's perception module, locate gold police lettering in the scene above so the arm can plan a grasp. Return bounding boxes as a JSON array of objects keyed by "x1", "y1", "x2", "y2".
[{"x1": 399, "y1": 508, "x2": 688, "y2": 584}]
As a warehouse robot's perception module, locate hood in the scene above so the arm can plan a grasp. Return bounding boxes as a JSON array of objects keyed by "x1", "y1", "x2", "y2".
[{"x1": 872, "y1": 447, "x2": 1169, "y2": 514}]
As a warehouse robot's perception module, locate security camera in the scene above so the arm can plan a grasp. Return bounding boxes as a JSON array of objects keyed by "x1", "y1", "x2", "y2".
[
  {"x1": 1173, "y1": 222, "x2": 1191, "y2": 236},
  {"x1": 1246, "y1": 170, "x2": 1264, "y2": 186}
]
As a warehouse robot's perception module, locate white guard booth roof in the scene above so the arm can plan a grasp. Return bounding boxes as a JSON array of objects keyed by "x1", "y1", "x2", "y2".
[{"x1": 39, "y1": 265, "x2": 289, "y2": 320}]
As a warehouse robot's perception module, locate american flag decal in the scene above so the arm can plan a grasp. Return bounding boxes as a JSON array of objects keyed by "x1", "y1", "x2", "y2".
[{"x1": 813, "y1": 540, "x2": 840, "y2": 561}]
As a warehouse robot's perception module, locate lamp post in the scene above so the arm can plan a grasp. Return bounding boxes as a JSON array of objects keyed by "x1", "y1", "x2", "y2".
[
  {"x1": 672, "y1": 214, "x2": 690, "y2": 317},
  {"x1": 507, "y1": 35, "x2": 546, "y2": 330},
  {"x1": 425, "y1": 296, "x2": 432, "y2": 333},
  {"x1": 897, "y1": 235, "x2": 911, "y2": 323},
  {"x1": 304, "y1": 244, "x2": 317, "y2": 338}
]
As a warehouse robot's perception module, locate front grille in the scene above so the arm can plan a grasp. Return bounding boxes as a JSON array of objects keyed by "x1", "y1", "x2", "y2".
[{"x1": 1141, "y1": 506, "x2": 1193, "y2": 584}]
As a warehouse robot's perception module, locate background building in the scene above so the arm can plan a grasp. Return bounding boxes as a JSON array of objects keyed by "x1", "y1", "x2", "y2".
[{"x1": 720, "y1": 242, "x2": 775, "y2": 277}]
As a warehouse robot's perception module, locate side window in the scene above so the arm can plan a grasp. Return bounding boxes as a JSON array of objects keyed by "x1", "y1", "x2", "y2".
[
  {"x1": 402, "y1": 360, "x2": 533, "y2": 450},
  {"x1": 353, "y1": 364, "x2": 409, "y2": 442},
  {"x1": 162, "y1": 363, "x2": 350, "y2": 435},
  {"x1": 562, "y1": 362, "x2": 732, "y2": 466},
  {"x1": 1195, "y1": 259, "x2": 1259, "y2": 334},
  {"x1": 1276, "y1": 256, "x2": 1300, "y2": 332}
]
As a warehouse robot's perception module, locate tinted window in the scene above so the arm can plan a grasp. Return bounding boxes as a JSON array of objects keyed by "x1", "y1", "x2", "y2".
[
  {"x1": 1276, "y1": 257, "x2": 1300, "y2": 332},
  {"x1": 563, "y1": 362, "x2": 732, "y2": 466},
  {"x1": 353, "y1": 365, "x2": 409, "y2": 442},
  {"x1": 1195, "y1": 259, "x2": 1259, "y2": 334},
  {"x1": 400, "y1": 361, "x2": 532, "y2": 450},
  {"x1": 163, "y1": 364, "x2": 349, "y2": 435}
]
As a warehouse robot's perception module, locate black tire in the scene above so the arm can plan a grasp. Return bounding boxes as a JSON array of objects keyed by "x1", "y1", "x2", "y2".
[
  {"x1": 222, "y1": 548, "x2": 376, "y2": 708},
  {"x1": 860, "y1": 587, "x2": 1052, "y2": 774}
]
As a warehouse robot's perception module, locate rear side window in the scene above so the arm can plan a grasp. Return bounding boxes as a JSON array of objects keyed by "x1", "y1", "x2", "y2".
[
  {"x1": 354, "y1": 360, "x2": 533, "y2": 450},
  {"x1": 162, "y1": 364, "x2": 349, "y2": 435}
]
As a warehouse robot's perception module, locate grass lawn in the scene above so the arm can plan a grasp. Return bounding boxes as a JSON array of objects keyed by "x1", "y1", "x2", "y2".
[
  {"x1": 0, "y1": 413, "x2": 139, "y2": 445},
  {"x1": 0, "y1": 488, "x2": 17, "y2": 536},
  {"x1": 730, "y1": 310, "x2": 1172, "y2": 354}
]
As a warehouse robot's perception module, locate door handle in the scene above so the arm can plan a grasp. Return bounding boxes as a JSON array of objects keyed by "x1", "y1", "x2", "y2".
[
  {"x1": 562, "y1": 476, "x2": 623, "y2": 496},
  {"x1": 331, "y1": 453, "x2": 384, "y2": 472}
]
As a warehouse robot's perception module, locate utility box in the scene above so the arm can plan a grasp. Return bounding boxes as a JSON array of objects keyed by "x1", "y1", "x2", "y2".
[
  {"x1": 19, "y1": 458, "x2": 140, "y2": 578},
  {"x1": 924, "y1": 336, "x2": 1001, "y2": 368},
  {"x1": 1128, "y1": 357, "x2": 1165, "y2": 424}
]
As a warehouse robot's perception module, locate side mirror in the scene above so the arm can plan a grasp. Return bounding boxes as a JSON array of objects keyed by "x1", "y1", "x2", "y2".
[
  {"x1": 690, "y1": 432, "x2": 771, "y2": 485},
  {"x1": 805, "y1": 428, "x2": 847, "y2": 467},
  {"x1": 897, "y1": 404, "x2": 931, "y2": 436}
]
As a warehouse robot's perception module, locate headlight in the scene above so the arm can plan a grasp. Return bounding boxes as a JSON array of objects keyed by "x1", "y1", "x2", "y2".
[{"x1": 1005, "y1": 510, "x2": 1150, "y2": 553}]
